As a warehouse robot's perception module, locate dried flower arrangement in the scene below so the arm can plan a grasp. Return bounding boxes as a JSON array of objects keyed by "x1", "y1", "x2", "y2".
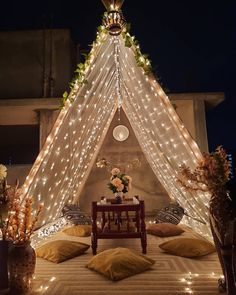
[
  {"x1": 178, "y1": 146, "x2": 232, "y2": 236},
  {"x1": 0, "y1": 165, "x2": 43, "y2": 243},
  {"x1": 0, "y1": 164, "x2": 7, "y2": 180},
  {"x1": 0, "y1": 164, "x2": 8, "y2": 205},
  {"x1": 0, "y1": 164, "x2": 22, "y2": 233},
  {"x1": 2, "y1": 196, "x2": 43, "y2": 243}
]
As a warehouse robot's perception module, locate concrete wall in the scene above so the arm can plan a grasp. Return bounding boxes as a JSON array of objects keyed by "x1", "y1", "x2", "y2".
[
  {"x1": 79, "y1": 109, "x2": 171, "y2": 215},
  {"x1": 0, "y1": 98, "x2": 60, "y2": 164},
  {"x1": 173, "y1": 99, "x2": 196, "y2": 140},
  {"x1": 0, "y1": 29, "x2": 224, "y2": 214},
  {"x1": 6, "y1": 164, "x2": 32, "y2": 186},
  {"x1": 2, "y1": 93, "x2": 223, "y2": 214},
  {"x1": 169, "y1": 92, "x2": 220, "y2": 153},
  {"x1": 0, "y1": 29, "x2": 74, "y2": 98},
  {"x1": 79, "y1": 94, "x2": 217, "y2": 214}
]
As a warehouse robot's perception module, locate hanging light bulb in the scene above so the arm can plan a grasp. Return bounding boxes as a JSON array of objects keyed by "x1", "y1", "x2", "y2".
[{"x1": 102, "y1": 0, "x2": 125, "y2": 36}]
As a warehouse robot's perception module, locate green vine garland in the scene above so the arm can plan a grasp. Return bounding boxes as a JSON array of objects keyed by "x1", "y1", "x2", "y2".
[
  {"x1": 122, "y1": 24, "x2": 152, "y2": 74},
  {"x1": 61, "y1": 14, "x2": 153, "y2": 107},
  {"x1": 60, "y1": 25, "x2": 108, "y2": 108}
]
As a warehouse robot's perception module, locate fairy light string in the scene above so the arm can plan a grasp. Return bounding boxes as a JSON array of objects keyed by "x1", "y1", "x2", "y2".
[{"x1": 21, "y1": 14, "x2": 211, "y2": 239}]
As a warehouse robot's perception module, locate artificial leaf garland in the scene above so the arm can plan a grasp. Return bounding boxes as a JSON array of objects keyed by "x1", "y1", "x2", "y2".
[
  {"x1": 60, "y1": 24, "x2": 108, "y2": 108},
  {"x1": 61, "y1": 13, "x2": 154, "y2": 107}
]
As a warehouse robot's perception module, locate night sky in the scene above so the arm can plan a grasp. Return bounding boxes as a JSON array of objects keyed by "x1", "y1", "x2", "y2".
[{"x1": 0, "y1": 0, "x2": 235, "y2": 152}]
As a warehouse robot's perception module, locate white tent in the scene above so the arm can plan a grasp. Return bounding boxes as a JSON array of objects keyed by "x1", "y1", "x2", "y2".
[{"x1": 22, "y1": 4, "x2": 211, "y2": 239}]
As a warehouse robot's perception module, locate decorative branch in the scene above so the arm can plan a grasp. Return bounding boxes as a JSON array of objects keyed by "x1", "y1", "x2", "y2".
[
  {"x1": 1, "y1": 187, "x2": 43, "y2": 243},
  {"x1": 178, "y1": 146, "x2": 232, "y2": 237}
]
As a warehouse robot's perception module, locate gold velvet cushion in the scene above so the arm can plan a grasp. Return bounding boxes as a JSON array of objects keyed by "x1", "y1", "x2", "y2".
[
  {"x1": 63, "y1": 225, "x2": 92, "y2": 237},
  {"x1": 147, "y1": 223, "x2": 184, "y2": 237},
  {"x1": 36, "y1": 240, "x2": 90, "y2": 263},
  {"x1": 86, "y1": 247, "x2": 155, "y2": 281},
  {"x1": 159, "y1": 238, "x2": 215, "y2": 258}
]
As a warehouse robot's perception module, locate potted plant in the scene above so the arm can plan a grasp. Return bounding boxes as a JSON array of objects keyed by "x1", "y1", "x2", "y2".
[
  {"x1": 0, "y1": 163, "x2": 43, "y2": 293},
  {"x1": 5, "y1": 196, "x2": 43, "y2": 294},
  {"x1": 178, "y1": 146, "x2": 236, "y2": 294}
]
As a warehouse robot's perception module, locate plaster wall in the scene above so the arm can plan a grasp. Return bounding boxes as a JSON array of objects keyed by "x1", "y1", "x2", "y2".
[
  {"x1": 6, "y1": 164, "x2": 32, "y2": 186},
  {"x1": 79, "y1": 109, "x2": 170, "y2": 215},
  {"x1": 173, "y1": 99, "x2": 196, "y2": 139},
  {"x1": 0, "y1": 30, "x2": 74, "y2": 99},
  {"x1": 3, "y1": 93, "x2": 220, "y2": 213},
  {"x1": 79, "y1": 100, "x2": 198, "y2": 214}
]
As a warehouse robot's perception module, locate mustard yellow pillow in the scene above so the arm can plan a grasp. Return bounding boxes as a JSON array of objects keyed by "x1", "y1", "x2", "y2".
[
  {"x1": 159, "y1": 238, "x2": 215, "y2": 258},
  {"x1": 147, "y1": 223, "x2": 184, "y2": 237},
  {"x1": 63, "y1": 225, "x2": 92, "y2": 237},
  {"x1": 86, "y1": 247, "x2": 155, "y2": 281},
  {"x1": 36, "y1": 240, "x2": 90, "y2": 263}
]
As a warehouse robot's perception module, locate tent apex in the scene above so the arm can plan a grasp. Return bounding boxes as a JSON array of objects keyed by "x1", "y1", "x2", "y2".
[{"x1": 101, "y1": 0, "x2": 124, "y2": 11}]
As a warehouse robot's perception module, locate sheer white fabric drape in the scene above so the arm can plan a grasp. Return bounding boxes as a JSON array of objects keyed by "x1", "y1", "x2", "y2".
[
  {"x1": 22, "y1": 37, "x2": 118, "y2": 226},
  {"x1": 117, "y1": 36, "x2": 210, "y2": 237},
  {"x1": 22, "y1": 34, "x2": 211, "y2": 238}
]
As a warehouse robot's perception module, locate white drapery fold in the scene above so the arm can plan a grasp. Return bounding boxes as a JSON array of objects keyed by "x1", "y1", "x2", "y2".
[
  {"x1": 117, "y1": 36, "x2": 210, "y2": 237},
  {"x1": 22, "y1": 34, "x2": 211, "y2": 238},
  {"x1": 22, "y1": 37, "x2": 118, "y2": 226}
]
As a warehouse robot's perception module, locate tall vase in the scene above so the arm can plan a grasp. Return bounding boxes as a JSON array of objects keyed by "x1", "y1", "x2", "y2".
[
  {"x1": 0, "y1": 203, "x2": 9, "y2": 224},
  {"x1": 115, "y1": 192, "x2": 123, "y2": 204},
  {"x1": 0, "y1": 240, "x2": 9, "y2": 290},
  {"x1": 8, "y1": 241, "x2": 36, "y2": 294}
]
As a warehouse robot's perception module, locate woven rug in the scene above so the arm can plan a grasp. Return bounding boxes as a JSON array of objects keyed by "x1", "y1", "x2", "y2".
[{"x1": 31, "y1": 226, "x2": 225, "y2": 295}]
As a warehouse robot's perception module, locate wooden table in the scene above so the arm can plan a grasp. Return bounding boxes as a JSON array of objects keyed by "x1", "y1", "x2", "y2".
[{"x1": 91, "y1": 200, "x2": 147, "y2": 255}]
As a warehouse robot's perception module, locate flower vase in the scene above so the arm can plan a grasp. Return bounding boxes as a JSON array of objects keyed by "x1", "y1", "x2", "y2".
[
  {"x1": 115, "y1": 192, "x2": 123, "y2": 204},
  {"x1": 0, "y1": 203, "x2": 9, "y2": 223},
  {"x1": 8, "y1": 241, "x2": 36, "y2": 294},
  {"x1": 0, "y1": 240, "x2": 9, "y2": 290}
]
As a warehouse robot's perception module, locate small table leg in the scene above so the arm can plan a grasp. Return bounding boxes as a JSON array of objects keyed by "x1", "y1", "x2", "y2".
[
  {"x1": 141, "y1": 232, "x2": 147, "y2": 254},
  {"x1": 92, "y1": 202, "x2": 98, "y2": 255},
  {"x1": 91, "y1": 233, "x2": 97, "y2": 255},
  {"x1": 140, "y1": 201, "x2": 147, "y2": 254}
]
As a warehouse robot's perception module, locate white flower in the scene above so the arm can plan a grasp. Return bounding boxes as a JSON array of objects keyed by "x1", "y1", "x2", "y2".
[
  {"x1": 0, "y1": 164, "x2": 7, "y2": 180},
  {"x1": 111, "y1": 168, "x2": 120, "y2": 176}
]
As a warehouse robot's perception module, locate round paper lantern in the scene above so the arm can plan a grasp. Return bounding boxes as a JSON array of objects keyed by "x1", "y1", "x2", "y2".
[{"x1": 113, "y1": 125, "x2": 129, "y2": 141}]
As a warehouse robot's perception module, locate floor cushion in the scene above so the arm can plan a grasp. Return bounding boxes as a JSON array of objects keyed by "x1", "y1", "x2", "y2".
[
  {"x1": 147, "y1": 223, "x2": 184, "y2": 237},
  {"x1": 155, "y1": 202, "x2": 185, "y2": 224},
  {"x1": 63, "y1": 225, "x2": 92, "y2": 237},
  {"x1": 86, "y1": 247, "x2": 155, "y2": 281},
  {"x1": 62, "y1": 204, "x2": 91, "y2": 225},
  {"x1": 159, "y1": 238, "x2": 215, "y2": 258},
  {"x1": 36, "y1": 240, "x2": 90, "y2": 263}
]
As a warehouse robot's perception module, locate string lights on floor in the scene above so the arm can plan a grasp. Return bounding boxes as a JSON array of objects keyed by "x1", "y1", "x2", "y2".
[
  {"x1": 31, "y1": 271, "x2": 223, "y2": 294},
  {"x1": 33, "y1": 275, "x2": 57, "y2": 294}
]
